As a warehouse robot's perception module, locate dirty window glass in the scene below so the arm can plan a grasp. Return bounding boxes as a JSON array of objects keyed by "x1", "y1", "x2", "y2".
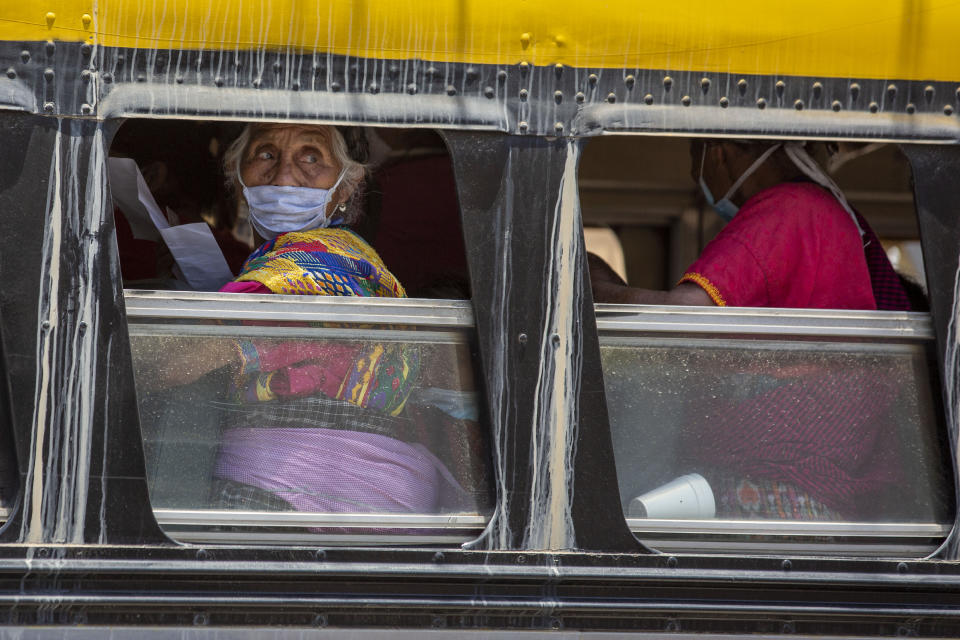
[
  {"x1": 599, "y1": 308, "x2": 953, "y2": 555},
  {"x1": 127, "y1": 293, "x2": 491, "y2": 545}
]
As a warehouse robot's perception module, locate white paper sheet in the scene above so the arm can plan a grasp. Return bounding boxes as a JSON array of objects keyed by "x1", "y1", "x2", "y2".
[{"x1": 109, "y1": 157, "x2": 235, "y2": 291}]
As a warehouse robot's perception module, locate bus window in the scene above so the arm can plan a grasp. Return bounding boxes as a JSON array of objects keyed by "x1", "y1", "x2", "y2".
[
  {"x1": 111, "y1": 121, "x2": 486, "y2": 544},
  {"x1": 581, "y1": 136, "x2": 953, "y2": 554}
]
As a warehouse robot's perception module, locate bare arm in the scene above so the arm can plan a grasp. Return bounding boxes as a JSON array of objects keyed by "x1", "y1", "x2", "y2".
[{"x1": 588, "y1": 253, "x2": 716, "y2": 306}]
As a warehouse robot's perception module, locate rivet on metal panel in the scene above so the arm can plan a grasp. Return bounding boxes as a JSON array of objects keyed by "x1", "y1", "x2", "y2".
[
  {"x1": 272, "y1": 61, "x2": 281, "y2": 73},
  {"x1": 906, "y1": 102, "x2": 916, "y2": 114},
  {"x1": 624, "y1": 74, "x2": 635, "y2": 89},
  {"x1": 219, "y1": 76, "x2": 232, "y2": 89},
  {"x1": 252, "y1": 78, "x2": 262, "y2": 89},
  {"x1": 897, "y1": 562, "x2": 909, "y2": 573},
  {"x1": 946, "y1": 105, "x2": 955, "y2": 116},
  {"x1": 588, "y1": 73, "x2": 598, "y2": 86},
  {"x1": 80, "y1": 43, "x2": 91, "y2": 57},
  {"x1": 445, "y1": 85, "x2": 457, "y2": 96},
  {"x1": 497, "y1": 69, "x2": 507, "y2": 83},
  {"x1": 136, "y1": 73, "x2": 146, "y2": 83},
  {"x1": 313, "y1": 614, "x2": 328, "y2": 628},
  {"x1": 606, "y1": 92, "x2": 616, "y2": 103},
  {"x1": 756, "y1": 97, "x2": 766, "y2": 109},
  {"x1": 554, "y1": 63, "x2": 564, "y2": 77},
  {"x1": 368, "y1": 82, "x2": 379, "y2": 94},
  {"x1": 737, "y1": 78, "x2": 747, "y2": 95},
  {"x1": 193, "y1": 613, "x2": 208, "y2": 626},
  {"x1": 775, "y1": 80, "x2": 785, "y2": 97},
  {"x1": 484, "y1": 86, "x2": 495, "y2": 98},
  {"x1": 519, "y1": 61, "x2": 529, "y2": 74},
  {"x1": 812, "y1": 81, "x2": 823, "y2": 99},
  {"x1": 235, "y1": 59, "x2": 243, "y2": 70},
  {"x1": 782, "y1": 622, "x2": 796, "y2": 634},
  {"x1": 45, "y1": 41, "x2": 55, "y2": 56},
  {"x1": 20, "y1": 50, "x2": 31, "y2": 63},
  {"x1": 518, "y1": 121, "x2": 529, "y2": 133},
  {"x1": 115, "y1": 55, "x2": 124, "y2": 68},
  {"x1": 575, "y1": 91, "x2": 585, "y2": 104},
  {"x1": 554, "y1": 90, "x2": 563, "y2": 103},
  {"x1": 407, "y1": 83, "x2": 418, "y2": 95},
  {"x1": 41, "y1": 320, "x2": 51, "y2": 331},
  {"x1": 886, "y1": 84, "x2": 897, "y2": 99},
  {"x1": 427, "y1": 66, "x2": 440, "y2": 80},
  {"x1": 45, "y1": 12, "x2": 56, "y2": 27},
  {"x1": 518, "y1": 333, "x2": 528, "y2": 344},
  {"x1": 869, "y1": 101, "x2": 879, "y2": 113},
  {"x1": 81, "y1": 13, "x2": 92, "y2": 29},
  {"x1": 663, "y1": 76, "x2": 673, "y2": 90},
  {"x1": 4, "y1": 68, "x2": 15, "y2": 80},
  {"x1": 519, "y1": 88, "x2": 528, "y2": 101},
  {"x1": 924, "y1": 85, "x2": 935, "y2": 102},
  {"x1": 956, "y1": 87, "x2": 960, "y2": 101},
  {"x1": 388, "y1": 64, "x2": 400, "y2": 77},
  {"x1": 175, "y1": 74, "x2": 184, "y2": 84},
  {"x1": 554, "y1": 34, "x2": 566, "y2": 46},
  {"x1": 700, "y1": 77, "x2": 710, "y2": 93},
  {"x1": 80, "y1": 103, "x2": 92, "y2": 114},
  {"x1": 719, "y1": 96, "x2": 729, "y2": 108},
  {"x1": 681, "y1": 95, "x2": 691, "y2": 106},
  {"x1": 554, "y1": 122, "x2": 563, "y2": 133},
  {"x1": 666, "y1": 556, "x2": 678, "y2": 568},
  {"x1": 291, "y1": 81, "x2": 300, "y2": 91},
  {"x1": 831, "y1": 100, "x2": 841, "y2": 111},
  {"x1": 330, "y1": 81, "x2": 342, "y2": 92},
  {"x1": 782, "y1": 559, "x2": 792, "y2": 571},
  {"x1": 312, "y1": 63, "x2": 324, "y2": 76},
  {"x1": 348, "y1": 63, "x2": 359, "y2": 75},
  {"x1": 849, "y1": 83, "x2": 860, "y2": 100},
  {"x1": 520, "y1": 32, "x2": 531, "y2": 47},
  {"x1": 80, "y1": 69, "x2": 90, "y2": 83},
  {"x1": 466, "y1": 67, "x2": 478, "y2": 82},
  {"x1": 44, "y1": 68, "x2": 54, "y2": 82},
  {"x1": 794, "y1": 99, "x2": 803, "y2": 110},
  {"x1": 643, "y1": 93, "x2": 654, "y2": 105}
]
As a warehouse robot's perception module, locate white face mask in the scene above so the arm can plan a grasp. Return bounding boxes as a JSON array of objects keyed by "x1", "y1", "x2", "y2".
[
  {"x1": 238, "y1": 164, "x2": 347, "y2": 241},
  {"x1": 699, "y1": 143, "x2": 782, "y2": 221}
]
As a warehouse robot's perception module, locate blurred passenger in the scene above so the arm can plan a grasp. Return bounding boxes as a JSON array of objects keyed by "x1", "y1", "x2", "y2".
[{"x1": 593, "y1": 140, "x2": 915, "y2": 521}]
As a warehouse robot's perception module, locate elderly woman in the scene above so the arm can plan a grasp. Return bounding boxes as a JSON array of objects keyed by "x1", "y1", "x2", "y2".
[{"x1": 149, "y1": 122, "x2": 464, "y2": 516}]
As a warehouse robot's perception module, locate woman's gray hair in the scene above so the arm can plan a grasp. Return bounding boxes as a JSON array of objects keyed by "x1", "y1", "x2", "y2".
[{"x1": 223, "y1": 123, "x2": 368, "y2": 226}]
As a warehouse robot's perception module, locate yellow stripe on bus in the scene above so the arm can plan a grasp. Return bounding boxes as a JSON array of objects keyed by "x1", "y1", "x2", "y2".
[{"x1": 3, "y1": 0, "x2": 960, "y2": 81}]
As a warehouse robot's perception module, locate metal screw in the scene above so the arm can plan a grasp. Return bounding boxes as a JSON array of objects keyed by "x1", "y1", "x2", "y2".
[
  {"x1": 41, "y1": 320, "x2": 51, "y2": 330},
  {"x1": 624, "y1": 74, "x2": 635, "y2": 89},
  {"x1": 906, "y1": 102, "x2": 916, "y2": 114},
  {"x1": 737, "y1": 78, "x2": 748, "y2": 94},
  {"x1": 368, "y1": 82, "x2": 379, "y2": 94},
  {"x1": 196, "y1": 549, "x2": 209, "y2": 560},
  {"x1": 869, "y1": 101, "x2": 879, "y2": 113},
  {"x1": 483, "y1": 85, "x2": 495, "y2": 98},
  {"x1": 756, "y1": 97, "x2": 767, "y2": 109},
  {"x1": 719, "y1": 96, "x2": 729, "y2": 108},
  {"x1": 5, "y1": 68, "x2": 15, "y2": 80},
  {"x1": 45, "y1": 41, "x2": 55, "y2": 56},
  {"x1": 924, "y1": 85, "x2": 935, "y2": 102},
  {"x1": 554, "y1": 63, "x2": 563, "y2": 77},
  {"x1": 794, "y1": 99, "x2": 803, "y2": 110},
  {"x1": 518, "y1": 121, "x2": 529, "y2": 133},
  {"x1": 782, "y1": 559, "x2": 792, "y2": 571},
  {"x1": 681, "y1": 95, "x2": 691, "y2": 106},
  {"x1": 946, "y1": 105, "x2": 955, "y2": 116},
  {"x1": 701, "y1": 77, "x2": 710, "y2": 92},
  {"x1": 43, "y1": 102, "x2": 55, "y2": 113},
  {"x1": 663, "y1": 75, "x2": 673, "y2": 90},
  {"x1": 588, "y1": 73, "x2": 598, "y2": 86},
  {"x1": 44, "y1": 68, "x2": 54, "y2": 82},
  {"x1": 497, "y1": 69, "x2": 507, "y2": 83},
  {"x1": 330, "y1": 81, "x2": 341, "y2": 92},
  {"x1": 214, "y1": 76, "x2": 223, "y2": 87},
  {"x1": 315, "y1": 549, "x2": 326, "y2": 560},
  {"x1": 21, "y1": 50, "x2": 32, "y2": 63},
  {"x1": 519, "y1": 61, "x2": 529, "y2": 74},
  {"x1": 445, "y1": 85, "x2": 457, "y2": 96},
  {"x1": 666, "y1": 556, "x2": 678, "y2": 568},
  {"x1": 897, "y1": 562, "x2": 909, "y2": 573},
  {"x1": 554, "y1": 90, "x2": 563, "y2": 103},
  {"x1": 775, "y1": 80, "x2": 786, "y2": 96},
  {"x1": 812, "y1": 81, "x2": 823, "y2": 99},
  {"x1": 175, "y1": 75, "x2": 184, "y2": 84},
  {"x1": 887, "y1": 83, "x2": 897, "y2": 99},
  {"x1": 519, "y1": 88, "x2": 528, "y2": 101},
  {"x1": 831, "y1": 100, "x2": 842, "y2": 111},
  {"x1": 643, "y1": 93, "x2": 654, "y2": 105},
  {"x1": 465, "y1": 67, "x2": 478, "y2": 82},
  {"x1": 554, "y1": 122, "x2": 564, "y2": 134},
  {"x1": 518, "y1": 332, "x2": 528, "y2": 344},
  {"x1": 606, "y1": 92, "x2": 616, "y2": 103},
  {"x1": 850, "y1": 82, "x2": 861, "y2": 99},
  {"x1": 575, "y1": 91, "x2": 585, "y2": 104}
]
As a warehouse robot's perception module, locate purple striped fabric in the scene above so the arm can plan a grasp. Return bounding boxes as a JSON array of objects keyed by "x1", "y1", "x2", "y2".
[{"x1": 214, "y1": 427, "x2": 459, "y2": 513}]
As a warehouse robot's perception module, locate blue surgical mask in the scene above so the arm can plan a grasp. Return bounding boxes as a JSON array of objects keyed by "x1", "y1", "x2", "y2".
[
  {"x1": 238, "y1": 165, "x2": 347, "y2": 241},
  {"x1": 698, "y1": 143, "x2": 782, "y2": 221}
]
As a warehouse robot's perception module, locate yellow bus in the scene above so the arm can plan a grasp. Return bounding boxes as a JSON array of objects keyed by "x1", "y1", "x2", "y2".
[{"x1": 1, "y1": 0, "x2": 960, "y2": 634}]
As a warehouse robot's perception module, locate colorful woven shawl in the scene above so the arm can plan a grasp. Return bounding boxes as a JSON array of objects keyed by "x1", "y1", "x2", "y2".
[{"x1": 234, "y1": 226, "x2": 406, "y2": 297}]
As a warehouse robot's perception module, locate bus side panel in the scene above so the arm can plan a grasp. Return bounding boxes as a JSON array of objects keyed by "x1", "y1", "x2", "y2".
[{"x1": 0, "y1": 112, "x2": 168, "y2": 544}]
